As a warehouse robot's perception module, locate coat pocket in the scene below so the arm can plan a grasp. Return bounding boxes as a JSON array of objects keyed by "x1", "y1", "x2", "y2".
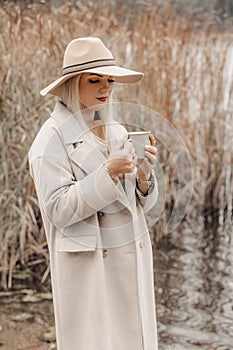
[{"x1": 57, "y1": 235, "x2": 97, "y2": 252}]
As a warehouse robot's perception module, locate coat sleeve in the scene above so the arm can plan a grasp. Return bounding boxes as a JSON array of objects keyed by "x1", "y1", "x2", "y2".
[{"x1": 29, "y1": 129, "x2": 119, "y2": 230}]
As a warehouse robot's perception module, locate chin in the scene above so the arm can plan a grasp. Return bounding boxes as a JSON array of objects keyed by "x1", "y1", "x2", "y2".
[{"x1": 91, "y1": 102, "x2": 108, "y2": 112}]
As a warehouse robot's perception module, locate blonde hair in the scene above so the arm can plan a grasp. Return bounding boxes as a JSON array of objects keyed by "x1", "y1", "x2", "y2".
[{"x1": 58, "y1": 75, "x2": 82, "y2": 114}]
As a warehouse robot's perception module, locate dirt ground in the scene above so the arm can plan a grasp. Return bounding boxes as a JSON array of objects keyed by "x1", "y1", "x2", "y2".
[{"x1": 0, "y1": 288, "x2": 56, "y2": 350}]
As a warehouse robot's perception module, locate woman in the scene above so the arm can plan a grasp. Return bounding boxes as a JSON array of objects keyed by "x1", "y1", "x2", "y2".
[{"x1": 29, "y1": 37, "x2": 159, "y2": 350}]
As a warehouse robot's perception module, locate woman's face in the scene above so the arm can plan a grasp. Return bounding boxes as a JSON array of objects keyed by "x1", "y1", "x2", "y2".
[{"x1": 79, "y1": 73, "x2": 114, "y2": 109}]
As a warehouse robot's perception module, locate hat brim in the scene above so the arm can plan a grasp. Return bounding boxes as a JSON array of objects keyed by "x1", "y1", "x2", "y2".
[{"x1": 40, "y1": 66, "x2": 144, "y2": 96}]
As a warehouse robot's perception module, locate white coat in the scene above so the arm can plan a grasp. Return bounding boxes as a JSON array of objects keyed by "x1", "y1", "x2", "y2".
[{"x1": 28, "y1": 102, "x2": 158, "y2": 350}]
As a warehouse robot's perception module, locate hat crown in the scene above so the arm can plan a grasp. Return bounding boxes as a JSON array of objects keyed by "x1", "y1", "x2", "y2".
[{"x1": 63, "y1": 37, "x2": 114, "y2": 69}]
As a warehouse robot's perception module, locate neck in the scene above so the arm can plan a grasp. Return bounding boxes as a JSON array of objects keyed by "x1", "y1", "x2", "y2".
[{"x1": 86, "y1": 119, "x2": 106, "y2": 140}]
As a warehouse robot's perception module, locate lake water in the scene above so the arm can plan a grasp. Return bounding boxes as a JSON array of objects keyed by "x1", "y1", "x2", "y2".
[{"x1": 154, "y1": 217, "x2": 233, "y2": 350}]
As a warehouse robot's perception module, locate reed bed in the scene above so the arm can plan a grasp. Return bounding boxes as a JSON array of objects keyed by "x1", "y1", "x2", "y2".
[{"x1": 0, "y1": 1, "x2": 232, "y2": 289}]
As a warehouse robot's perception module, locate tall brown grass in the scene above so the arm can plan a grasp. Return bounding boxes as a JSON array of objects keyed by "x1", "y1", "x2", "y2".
[{"x1": 0, "y1": 1, "x2": 232, "y2": 289}]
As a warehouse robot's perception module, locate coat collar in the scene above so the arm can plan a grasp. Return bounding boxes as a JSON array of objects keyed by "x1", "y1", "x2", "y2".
[
  {"x1": 51, "y1": 101, "x2": 108, "y2": 173},
  {"x1": 51, "y1": 101, "x2": 88, "y2": 144}
]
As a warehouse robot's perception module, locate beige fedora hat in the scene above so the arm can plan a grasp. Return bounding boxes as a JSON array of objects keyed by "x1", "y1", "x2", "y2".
[{"x1": 40, "y1": 37, "x2": 144, "y2": 96}]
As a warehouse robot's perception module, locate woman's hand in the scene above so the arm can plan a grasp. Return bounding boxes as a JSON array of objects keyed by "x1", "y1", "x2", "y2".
[
  {"x1": 105, "y1": 137, "x2": 137, "y2": 180},
  {"x1": 136, "y1": 134, "x2": 158, "y2": 194}
]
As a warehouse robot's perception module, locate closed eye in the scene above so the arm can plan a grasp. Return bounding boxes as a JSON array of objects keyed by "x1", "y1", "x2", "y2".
[
  {"x1": 88, "y1": 78, "x2": 115, "y2": 84},
  {"x1": 89, "y1": 79, "x2": 99, "y2": 84}
]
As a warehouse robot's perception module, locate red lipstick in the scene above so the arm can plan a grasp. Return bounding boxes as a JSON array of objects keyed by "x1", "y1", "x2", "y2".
[{"x1": 97, "y1": 96, "x2": 108, "y2": 102}]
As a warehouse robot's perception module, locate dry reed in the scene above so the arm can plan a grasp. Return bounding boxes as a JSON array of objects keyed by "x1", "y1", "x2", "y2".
[{"x1": 0, "y1": 1, "x2": 232, "y2": 289}]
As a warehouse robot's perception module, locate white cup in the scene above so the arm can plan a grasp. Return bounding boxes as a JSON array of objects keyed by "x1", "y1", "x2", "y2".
[{"x1": 128, "y1": 131, "x2": 151, "y2": 159}]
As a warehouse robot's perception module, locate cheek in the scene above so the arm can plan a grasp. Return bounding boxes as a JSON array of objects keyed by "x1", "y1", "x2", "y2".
[
  {"x1": 79, "y1": 84, "x2": 92, "y2": 101},
  {"x1": 82, "y1": 84, "x2": 96, "y2": 97},
  {"x1": 79, "y1": 84, "x2": 98, "y2": 108}
]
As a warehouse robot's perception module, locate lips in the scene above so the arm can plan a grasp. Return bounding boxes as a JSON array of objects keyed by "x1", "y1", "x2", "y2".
[{"x1": 97, "y1": 96, "x2": 108, "y2": 102}]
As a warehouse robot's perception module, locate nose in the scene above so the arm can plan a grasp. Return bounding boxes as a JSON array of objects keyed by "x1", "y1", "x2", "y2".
[{"x1": 100, "y1": 79, "x2": 111, "y2": 92}]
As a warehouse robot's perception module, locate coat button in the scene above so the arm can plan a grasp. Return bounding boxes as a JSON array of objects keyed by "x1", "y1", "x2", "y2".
[
  {"x1": 103, "y1": 249, "x2": 108, "y2": 258},
  {"x1": 98, "y1": 211, "x2": 104, "y2": 219},
  {"x1": 139, "y1": 240, "x2": 144, "y2": 249}
]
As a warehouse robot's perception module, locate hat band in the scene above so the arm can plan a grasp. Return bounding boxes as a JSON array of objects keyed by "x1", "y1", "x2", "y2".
[{"x1": 62, "y1": 58, "x2": 116, "y2": 76}]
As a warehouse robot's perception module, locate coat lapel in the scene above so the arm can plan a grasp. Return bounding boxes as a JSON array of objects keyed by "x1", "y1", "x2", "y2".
[
  {"x1": 68, "y1": 139, "x2": 107, "y2": 174},
  {"x1": 51, "y1": 102, "x2": 107, "y2": 172}
]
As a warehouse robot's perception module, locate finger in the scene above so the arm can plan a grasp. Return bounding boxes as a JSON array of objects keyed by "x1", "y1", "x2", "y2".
[
  {"x1": 136, "y1": 161, "x2": 150, "y2": 178},
  {"x1": 130, "y1": 161, "x2": 136, "y2": 171},
  {"x1": 118, "y1": 173, "x2": 124, "y2": 180},
  {"x1": 124, "y1": 161, "x2": 136, "y2": 173},
  {"x1": 145, "y1": 145, "x2": 158, "y2": 156},
  {"x1": 145, "y1": 151, "x2": 156, "y2": 165},
  {"x1": 149, "y1": 133, "x2": 155, "y2": 146},
  {"x1": 140, "y1": 158, "x2": 152, "y2": 170},
  {"x1": 136, "y1": 158, "x2": 145, "y2": 168}
]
